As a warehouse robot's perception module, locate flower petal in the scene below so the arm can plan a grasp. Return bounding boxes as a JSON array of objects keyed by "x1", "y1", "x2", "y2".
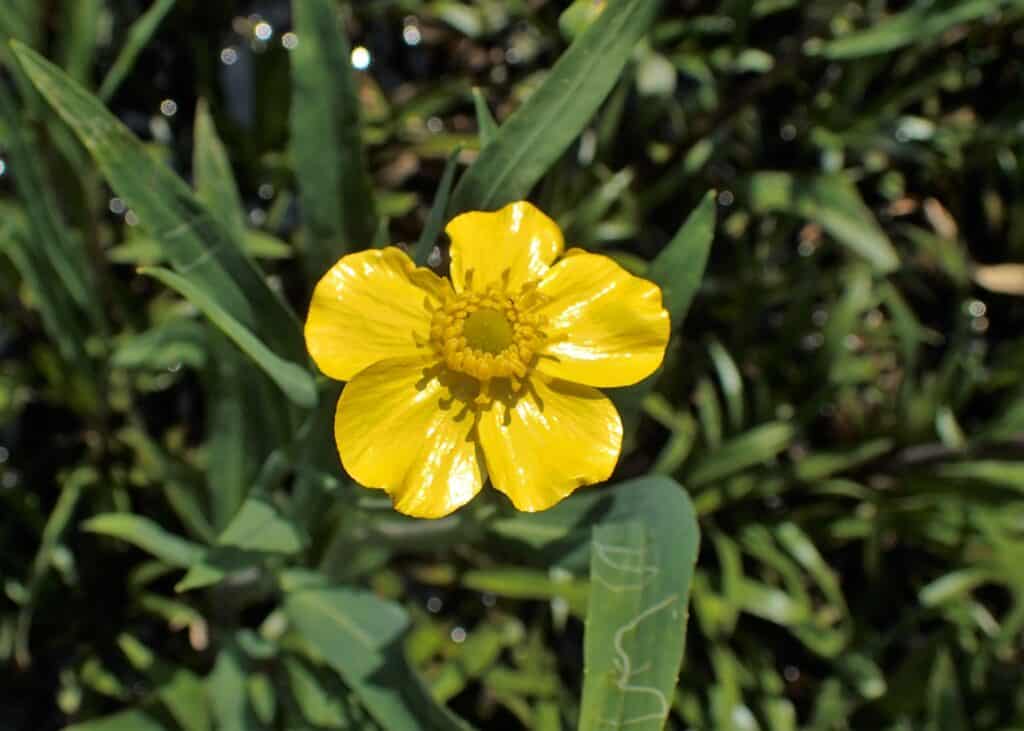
[
  {"x1": 448, "y1": 201, "x2": 564, "y2": 293},
  {"x1": 335, "y1": 357, "x2": 484, "y2": 519},
  {"x1": 305, "y1": 247, "x2": 451, "y2": 381},
  {"x1": 479, "y1": 375, "x2": 622, "y2": 512},
  {"x1": 532, "y1": 251, "x2": 670, "y2": 388}
]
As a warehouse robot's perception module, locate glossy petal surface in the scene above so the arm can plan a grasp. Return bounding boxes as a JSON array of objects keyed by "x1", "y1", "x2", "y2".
[
  {"x1": 335, "y1": 357, "x2": 483, "y2": 518},
  {"x1": 479, "y1": 375, "x2": 622, "y2": 512},
  {"x1": 305, "y1": 247, "x2": 450, "y2": 381},
  {"x1": 448, "y1": 201, "x2": 563, "y2": 293},
  {"x1": 533, "y1": 251, "x2": 670, "y2": 388}
]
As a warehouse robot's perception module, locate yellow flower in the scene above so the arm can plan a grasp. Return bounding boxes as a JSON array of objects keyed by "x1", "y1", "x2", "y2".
[{"x1": 304, "y1": 201, "x2": 669, "y2": 518}]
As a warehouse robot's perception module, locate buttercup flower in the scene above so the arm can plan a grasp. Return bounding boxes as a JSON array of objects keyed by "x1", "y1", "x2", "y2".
[{"x1": 305, "y1": 201, "x2": 669, "y2": 518}]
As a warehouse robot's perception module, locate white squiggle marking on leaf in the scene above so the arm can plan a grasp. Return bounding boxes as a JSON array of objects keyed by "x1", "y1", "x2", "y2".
[
  {"x1": 599, "y1": 594, "x2": 679, "y2": 729},
  {"x1": 592, "y1": 540, "x2": 658, "y2": 593}
]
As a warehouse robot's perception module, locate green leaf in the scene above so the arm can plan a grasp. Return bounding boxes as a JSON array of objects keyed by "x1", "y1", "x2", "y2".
[
  {"x1": 610, "y1": 192, "x2": 716, "y2": 441},
  {"x1": 158, "y1": 667, "x2": 212, "y2": 731},
  {"x1": 111, "y1": 319, "x2": 208, "y2": 371},
  {"x1": 218, "y1": 495, "x2": 307, "y2": 554},
  {"x1": 687, "y1": 421, "x2": 796, "y2": 487},
  {"x1": 928, "y1": 649, "x2": 967, "y2": 731},
  {"x1": 290, "y1": 0, "x2": 377, "y2": 279},
  {"x1": 579, "y1": 477, "x2": 699, "y2": 731},
  {"x1": 0, "y1": 211, "x2": 90, "y2": 367},
  {"x1": 449, "y1": 0, "x2": 662, "y2": 214},
  {"x1": 60, "y1": 0, "x2": 103, "y2": 83},
  {"x1": 745, "y1": 172, "x2": 899, "y2": 273},
  {"x1": 283, "y1": 656, "x2": 352, "y2": 728},
  {"x1": 0, "y1": 81, "x2": 104, "y2": 333},
  {"x1": 932, "y1": 461, "x2": 1024, "y2": 492},
  {"x1": 98, "y1": 0, "x2": 177, "y2": 102},
  {"x1": 471, "y1": 87, "x2": 498, "y2": 147},
  {"x1": 285, "y1": 587, "x2": 476, "y2": 731},
  {"x1": 795, "y1": 438, "x2": 893, "y2": 482},
  {"x1": 414, "y1": 146, "x2": 462, "y2": 266},
  {"x1": 207, "y1": 644, "x2": 253, "y2": 731},
  {"x1": 83, "y1": 514, "x2": 205, "y2": 567},
  {"x1": 174, "y1": 547, "x2": 259, "y2": 593},
  {"x1": 15, "y1": 467, "x2": 92, "y2": 666},
  {"x1": 140, "y1": 267, "x2": 316, "y2": 408},
  {"x1": 193, "y1": 98, "x2": 247, "y2": 246},
  {"x1": 244, "y1": 231, "x2": 293, "y2": 259},
  {"x1": 11, "y1": 42, "x2": 306, "y2": 366},
  {"x1": 648, "y1": 190, "x2": 717, "y2": 329},
  {"x1": 817, "y1": 0, "x2": 1012, "y2": 60},
  {"x1": 204, "y1": 335, "x2": 250, "y2": 531},
  {"x1": 66, "y1": 710, "x2": 169, "y2": 731}
]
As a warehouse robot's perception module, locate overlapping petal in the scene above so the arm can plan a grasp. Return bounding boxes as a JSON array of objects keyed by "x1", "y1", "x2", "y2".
[
  {"x1": 532, "y1": 251, "x2": 670, "y2": 388},
  {"x1": 305, "y1": 247, "x2": 450, "y2": 381},
  {"x1": 447, "y1": 201, "x2": 563, "y2": 293},
  {"x1": 479, "y1": 375, "x2": 622, "y2": 512},
  {"x1": 335, "y1": 357, "x2": 484, "y2": 519}
]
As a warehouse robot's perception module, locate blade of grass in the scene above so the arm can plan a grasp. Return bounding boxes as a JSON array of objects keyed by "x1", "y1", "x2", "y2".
[
  {"x1": 98, "y1": 0, "x2": 177, "y2": 102},
  {"x1": 449, "y1": 0, "x2": 662, "y2": 214},
  {"x1": 12, "y1": 42, "x2": 306, "y2": 366},
  {"x1": 745, "y1": 172, "x2": 899, "y2": 273},
  {"x1": 413, "y1": 146, "x2": 462, "y2": 266},
  {"x1": 61, "y1": 0, "x2": 103, "y2": 84},
  {"x1": 648, "y1": 189, "x2": 717, "y2": 328},
  {"x1": 0, "y1": 81, "x2": 105, "y2": 332},
  {"x1": 471, "y1": 87, "x2": 498, "y2": 148},
  {"x1": 140, "y1": 267, "x2": 317, "y2": 408},
  {"x1": 290, "y1": 0, "x2": 377, "y2": 280},
  {"x1": 193, "y1": 98, "x2": 247, "y2": 246}
]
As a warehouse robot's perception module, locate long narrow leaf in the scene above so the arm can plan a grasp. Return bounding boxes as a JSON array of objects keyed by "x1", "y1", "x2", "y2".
[
  {"x1": 745, "y1": 171, "x2": 899, "y2": 273},
  {"x1": 0, "y1": 81, "x2": 105, "y2": 330},
  {"x1": 193, "y1": 98, "x2": 247, "y2": 246},
  {"x1": 648, "y1": 189, "x2": 717, "y2": 328},
  {"x1": 414, "y1": 146, "x2": 461, "y2": 266},
  {"x1": 12, "y1": 42, "x2": 306, "y2": 366},
  {"x1": 449, "y1": 0, "x2": 662, "y2": 214},
  {"x1": 290, "y1": 0, "x2": 377, "y2": 279},
  {"x1": 98, "y1": 0, "x2": 177, "y2": 101},
  {"x1": 140, "y1": 267, "x2": 317, "y2": 408},
  {"x1": 286, "y1": 588, "x2": 476, "y2": 731}
]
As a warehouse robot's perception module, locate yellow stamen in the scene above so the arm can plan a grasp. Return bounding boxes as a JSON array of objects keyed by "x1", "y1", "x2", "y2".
[{"x1": 428, "y1": 285, "x2": 547, "y2": 405}]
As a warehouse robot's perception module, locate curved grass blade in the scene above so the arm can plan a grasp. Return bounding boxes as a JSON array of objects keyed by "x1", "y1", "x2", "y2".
[
  {"x1": 613, "y1": 192, "x2": 716, "y2": 440},
  {"x1": 449, "y1": 0, "x2": 662, "y2": 214},
  {"x1": 60, "y1": 0, "x2": 103, "y2": 84},
  {"x1": 12, "y1": 41, "x2": 306, "y2": 366},
  {"x1": 648, "y1": 189, "x2": 717, "y2": 328},
  {"x1": 745, "y1": 171, "x2": 899, "y2": 273},
  {"x1": 471, "y1": 87, "x2": 498, "y2": 148},
  {"x1": 140, "y1": 267, "x2": 317, "y2": 408},
  {"x1": 286, "y1": 587, "x2": 477, "y2": 731},
  {"x1": 0, "y1": 81, "x2": 105, "y2": 332},
  {"x1": 579, "y1": 476, "x2": 699, "y2": 731},
  {"x1": 66, "y1": 709, "x2": 169, "y2": 731},
  {"x1": 98, "y1": 0, "x2": 177, "y2": 102},
  {"x1": 193, "y1": 98, "x2": 247, "y2": 246},
  {"x1": 817, "y1": 0, "x2": 1012, "y2": 60},
  {"x1": 290, "y1": 0, "x2": 377, "y2": 279},
  {"x1": 0, "y1": 212, "x2": 91, "y2": 367},
  {"x1": 413, "y1": 146, "x2": 462, "y2": 266},
  {"x1": 687, "y1": 421, "x2": 796, "y2": 487},
  {"x1": 83, "y1": 514, "x2": 206, "y2": 567},
  {"x1": 15, "y1": 467, "x2": 92, "y2": 667}
]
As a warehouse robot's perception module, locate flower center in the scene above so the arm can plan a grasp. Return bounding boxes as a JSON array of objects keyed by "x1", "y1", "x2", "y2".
[
  {"x1": 462, "y1": 309, "x2": 514, "y2": 354},
  {"x1": 428, "y1": 286, "x2": 546, "y2": 404}
]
